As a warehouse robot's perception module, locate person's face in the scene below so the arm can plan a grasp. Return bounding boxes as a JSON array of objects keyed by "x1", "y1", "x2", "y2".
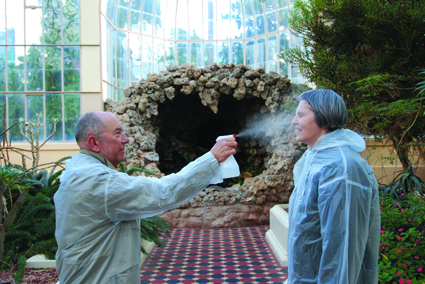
[
  {"x1": 292, "y1": 100, "x2": 329, "y2": 148},
  {"x1": 97, "y1": 113, "x2": 130, "y2": 167}
]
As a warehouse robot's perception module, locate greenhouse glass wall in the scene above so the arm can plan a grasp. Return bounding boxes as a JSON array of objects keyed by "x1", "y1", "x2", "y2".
[
  {"x1": 0, "y1": 0, "x2": 81, "y2": 142},
  {"x1": 102, "y1": 0, "x2": 304, "y2": 101},
  {"x1": 0, "y1": 0, "x2": 304, "y2": 143}
]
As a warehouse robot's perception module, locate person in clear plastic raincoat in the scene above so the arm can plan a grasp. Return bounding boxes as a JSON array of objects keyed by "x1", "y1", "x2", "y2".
[
  {"x1": 54, "y1": 111, "x2": 237, "y2": 284},
  {"x1": 286, "y1": 89, "x2": 380, "y2": 284}
]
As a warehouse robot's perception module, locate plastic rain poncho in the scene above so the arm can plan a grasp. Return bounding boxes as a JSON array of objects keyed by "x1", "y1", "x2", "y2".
[
  {"x1": 287, "y1": 129, "x2": 381, "y2": 284},
  {"x1": 54, "y1": 150, "x2": 220, "y2": 284}
]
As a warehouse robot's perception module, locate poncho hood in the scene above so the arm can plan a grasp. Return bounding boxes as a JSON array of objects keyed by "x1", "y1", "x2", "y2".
[{"x1": 311, "y1": 128, "x2": 366, "y2": 153}]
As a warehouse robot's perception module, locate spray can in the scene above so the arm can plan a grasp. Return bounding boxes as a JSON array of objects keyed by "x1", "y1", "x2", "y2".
[{"x1": 216, "y1": 134, "x2": 240, "y2": 179}]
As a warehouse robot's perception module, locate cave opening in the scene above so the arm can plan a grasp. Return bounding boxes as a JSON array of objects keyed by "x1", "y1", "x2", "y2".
[{"x1": 152, "y1": 92, "x2": 269, "y2": 181}]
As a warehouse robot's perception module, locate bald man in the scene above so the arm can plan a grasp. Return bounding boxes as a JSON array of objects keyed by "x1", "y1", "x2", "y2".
[{"x1": 54, "y1": 111, "x2": 237, "y2": 284}]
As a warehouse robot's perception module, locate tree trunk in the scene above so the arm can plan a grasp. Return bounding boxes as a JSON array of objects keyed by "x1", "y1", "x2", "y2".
[{"x1": 391, "y1": 138, "x2": 411, "y2": 171}]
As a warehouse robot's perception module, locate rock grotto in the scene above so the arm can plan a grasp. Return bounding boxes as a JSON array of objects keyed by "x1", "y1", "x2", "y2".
[{"x1": 105, "y1": 62, "x2": 305, "y2": 228}]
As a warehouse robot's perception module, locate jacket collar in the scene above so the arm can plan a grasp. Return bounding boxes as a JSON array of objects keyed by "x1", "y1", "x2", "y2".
[{"x1": 79, "y1": 149, "x2": 117, "y2": 170}]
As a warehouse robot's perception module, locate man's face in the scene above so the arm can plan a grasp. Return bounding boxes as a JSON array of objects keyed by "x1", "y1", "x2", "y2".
[
  {"x1": 292, "y1": 100, "x2": 328, "y2": 148},
  {"x1": 97, "y1": 113, "x2": 130, "y2": 167}
]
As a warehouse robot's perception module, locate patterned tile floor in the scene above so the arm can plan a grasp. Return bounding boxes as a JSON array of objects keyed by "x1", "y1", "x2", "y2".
[{"x1": 140, "y1": 226, "x2": 288, "y2": 284}]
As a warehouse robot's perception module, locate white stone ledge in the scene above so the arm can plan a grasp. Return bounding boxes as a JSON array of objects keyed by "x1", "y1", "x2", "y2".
[
  {"x1": 25, "y1": 239, "x2": 155, "y2": 269},
  {"x1": 265, "y1": 204, "x2": 289, "y2": 267}
]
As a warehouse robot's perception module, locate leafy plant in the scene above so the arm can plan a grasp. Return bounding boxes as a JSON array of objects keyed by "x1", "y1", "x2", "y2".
[
  {"x1": 0, "y1": 110, "x2": 66, "y2": 283},
  {"x1": 280, "y1": 0, "x2": 425, "y2": 171},
  {"x1": 381, "y1": 165, "x2": 425, "y2": 197},
  {"x1": 139, "y1": 216, "x2": 173, "y2": 255},
  {"x1": 379, "y1": 192, "x2": 425, "y2": 283},
  {"x1": 118, "y1": 162, "x2": 156, "y2": 176}
]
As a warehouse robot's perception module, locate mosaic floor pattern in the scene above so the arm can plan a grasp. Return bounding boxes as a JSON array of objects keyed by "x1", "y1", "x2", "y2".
[{"x1": 140, "y1": 226, "x2": 288, "y2": 284}]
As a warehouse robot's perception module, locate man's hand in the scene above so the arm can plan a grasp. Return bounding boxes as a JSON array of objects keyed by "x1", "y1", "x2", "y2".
[{"x1": 210, "y1": 137, "x2": 237, "y2": 163}]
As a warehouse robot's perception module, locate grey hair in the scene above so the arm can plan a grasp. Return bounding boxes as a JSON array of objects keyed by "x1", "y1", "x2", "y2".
[
  {"x1": 298, "y1": 89, "x2": 347, "y2": 132},
  {"x1": 75, "y1": 111, "x2": 107, "y2": 143}
]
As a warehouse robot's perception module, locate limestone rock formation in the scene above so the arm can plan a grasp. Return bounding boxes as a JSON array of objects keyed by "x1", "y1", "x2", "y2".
[{"x1": 105, "y1": 63, "x2": 304, "y2": 228}]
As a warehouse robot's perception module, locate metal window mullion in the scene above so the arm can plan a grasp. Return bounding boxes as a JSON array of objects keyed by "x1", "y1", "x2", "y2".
[
  {"x1": 127, "y1": 0, "x2": 132, "y2": 85},
  {"x1": 113, "y1": 0, "x2": 119, "y2": 28},
  {"x1": 43, "y1": 93, "x2": 46, "y2": 140},
  {"x1": 228, "y1": 0, "x2": 232, "y2": 63},
  {"x1": 240, "y1": 0, "x2": 246, "y2": 65},
  {"x1": 127, "y1": 33, "x2": 130, "y2": 87},
  {"x1": 62, "y1": 92, "x2": 65, "y2": 141},
  {"x1": 163, "y1": 0, "x2": 170, "y2": 68},
  {"x1": 114, "y1": 29, "x2": 117, "y2": 100}
]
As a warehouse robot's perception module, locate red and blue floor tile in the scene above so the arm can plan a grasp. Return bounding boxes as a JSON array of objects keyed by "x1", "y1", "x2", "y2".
[{"x1": 140, "y1": 226, "x2": 288, "y2": 283}]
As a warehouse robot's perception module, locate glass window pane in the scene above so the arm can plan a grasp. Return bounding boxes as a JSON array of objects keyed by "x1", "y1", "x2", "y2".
[
  {"x1": 116, "y1": 31, "x2": 129, "y2": 88},
  {"x1": 203, "y1": 0, "x2": 215, "y2": 40},
  {"x1": 277, "y1": 0, "x2": 288, "y2": 9},
  {"x1": 243, "y1": 0, "x2": 255, "y2": 38},
  {"x1": 26, "y1": 95, "x2": 43, "y2": 125},
  {"x1": 0, "y1": 46, "x2": 5, "y2": 91},
  {"x1": 176, "y1": 42, "x2": 188, "y2": 67},
  {"x1": 267, "y1": 34, "x2": 278, "y2": 72},
  {"x1": 154, "y1": 0, "x2": 165, "y2": 37},
  {"x1": 164, "y1": 0, "x2": 176, "y2": 39},
  {"x1": 232, "y1": 41, "x2": 243, "y2": 65},
  {"x1": 129, "y1": 33, "x2": 141, "y2": 83},
  {"x1": 217, "y1": 0, "x2": 230, "y2": 40},
  {"x1": 0, "y1": 94, "x2": 5, "y2": 139},
  {"x1": 7, "y1": 46, "x2": 25, "y2": 92},
  {"x1": 107, "y1": 0, "x2": 115, "y2": 20},
  {"x1": 278, "y1": 7, "x2": 289, "y2": 30},
  {"x1": 190, "y1": 42, "x2": 202, "y2": 67},
  {"x1": 142, "y1": 36, "x2": 153, "y2": 78},
  {"x1": 117, "y1": 89, "x2": 124, "y2": 100},
  {"x1": 204, "y1": 42, "x2": 216, "y2": 67},
  {"x1": 141, "y1": 0, "x2": 155, "y2": 35},
  {"x1": 0, "y1": 0, "x2": 5, "y2": 44},
  {"x1": 188, "y1": 0, "x2": 203, "y2": 39},
  {"x1": 110, "y1": 0, "x2": 118, "y2": 25},
  {"x1": 63, "y1": 0, "x2": 80, "y2": 44},
  {"x1": 116, "y1": 0, "x2": 129, "y2": 29},
  {"x1": 253, "y1": 0, "x2": 266, "y2": 36},
  {"x1": 279, "y1": 30, "x2": 290, "y2": 76},
  {"x1": 64, "y1": 93, "x2": 79, "y2": 141},
  {"x1": 43, "y1": 0, "x2": 61, "y2": 44},
  {"x1": 8, "y1": 94, "x2": 25, "y2": 142},
  {"x1": 45, "y1": 46, "x2": 62, "y2": 91},
  {"x1": 246, "y1": 39, "x2": 255, "y2": 69},
  {"x1": 265, "y1": 0, "x2": 276, "y2": 11},
  {"x1": 64, "y1": 46, "x2": 80, "y2": 91},
  {"x1": 7, "y1": 0, "x2": 24, "y2": 44},
  {"x1": 257, "y1": 37, "x2": 266, "y2": 68},
  {"x1": 26, "y1": 46, "x2": 43, "y2": 92},
  {"x1": 231, "y1": 0, "x2": 243, "y2": 39},
  {"x1": 107, "y1": 84, "x2": 113, "y2": 99},
  {"x1": 25, "y1": 7, "x2": 42, "y2": 45},
  {"x1": 176, "y1": 0, "x2": 188, "y2": 40},
  {"x1": 46, "y1": 93, "x2": 63, "y2": 142},
  {"x1": 266, "y1": 11, "x2": 277, "y2": 32},
  {"x1": 111, "y1": 27, "x2": 116, "y2": 86},
  {"x1": 129, "y1": 0, "x2": 142, "y2": 32},
  {"x1": 218, "y1": 41, "x2": 230, "y2": 64},
  {"x1": 165, "y1": 41, "x2": 175, "y2": 66},
  {"x1": 154, "y1": 38, "x2": 165, "y2": 73}
]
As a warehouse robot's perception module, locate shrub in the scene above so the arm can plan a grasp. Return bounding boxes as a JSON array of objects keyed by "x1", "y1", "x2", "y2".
[{"x1": 379, "y1": 192, "x2": 425, "y2": 283}]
